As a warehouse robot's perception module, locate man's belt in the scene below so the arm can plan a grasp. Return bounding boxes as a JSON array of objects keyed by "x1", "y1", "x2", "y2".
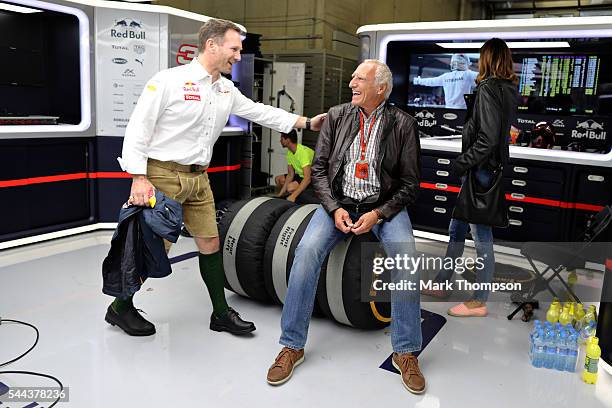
[
  {"x1": 341, "y1": 201, "x2": 378, "y2": 213},
  {"x1": 148, "y1": 159, "x2": 208, "y2": 173}
]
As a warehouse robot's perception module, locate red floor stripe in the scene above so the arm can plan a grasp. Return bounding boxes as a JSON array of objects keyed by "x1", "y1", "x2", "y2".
[
  {"x1": 505, "y1": 194, "x2": 561, "y2": 207},
  {"x1": 420, "y1": 182, "x2": 461, "y2": 193},
  {"x1": 0, "y1": 173, "x2": 88, "y2": 187},
  {"x1": 207, "y1": 164, "x2": 241, "y2": 173},
  {"x1": 0, "y1": 172, "x2": 603, "y2": 213},
  {"x1": 419, "y1": 181, "x2": 604, "y2": 212},
  {"x1": 573, "y1": 203, "x2": 605, "y2": 212},
  {"x1": 0, "y1": 165, "x2": 242, "y2": 188},
  {"x1": 88, "y1": 172, "x2": 132, "y2": 179}
]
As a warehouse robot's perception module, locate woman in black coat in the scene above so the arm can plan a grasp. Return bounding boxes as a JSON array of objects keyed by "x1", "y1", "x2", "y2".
[{"x1": 424, "y1": 38, "x2": 519, "y2": 317}]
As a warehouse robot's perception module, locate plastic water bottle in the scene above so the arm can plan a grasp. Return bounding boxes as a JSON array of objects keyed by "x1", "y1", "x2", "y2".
[
  {"x1": 533, "y1": 329, "x2": 546, "y2": 368},
  {"x1": 574, "y1": 303, "x2": 586, "y2": 329},
  {"x1": 555, "y1": 330, "x2": 568, "y2": 371},
  {"x1": 534, "y1": 319, "x2": 542, "y2": 330},
  {"x1": 546, "y1": 302, "x2": 560, "y2": 323},
  {"x1": 559, "y1": 304, "x2": 572, "y2": 326},
  {"x1": 544, "y1": 326, "x2": 556, "y2": 369},
  {"x1": 582, "y1": 337, "x2": 601, "y2": 384},
  {"x1": 564, "y1": 323, "x2": 574, "y2": 339},
  {"x1": 566, "y1": 329, "x2": 579, "y2": 372},
  {"x1": 529, "y1": 320, "x2": 541, "y2": 362},
  {"x1": 579, "y1": 321, "x2": 597, "y2": 345},
  {"x1": 544, "y1": 321, "x2": 552, "y2": 337},
  {"x1": 583, "y1": 305, "x2": 597, "y2": 325}
]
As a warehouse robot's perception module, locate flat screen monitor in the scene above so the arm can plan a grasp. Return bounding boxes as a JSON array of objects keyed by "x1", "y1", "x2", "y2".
[
  {"x1": 408, "y1": 53, "x2": 480, "y2": 110},
  {"x1": 386, "y1": 39, "x2": 612, "y2": 153},
  {"x1": 406, "y1": 52, "x2": 607, "y2": 115},
  {"x1": 0, "y1": 11, "x2": 45, "y2": 87}
]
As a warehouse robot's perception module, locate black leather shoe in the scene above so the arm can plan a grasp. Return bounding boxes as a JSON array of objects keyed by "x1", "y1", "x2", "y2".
[
  {"x1": 210, "y1": 307, "x2": 256, "y2": 335},
  {"x1": 105, "y1": 304, "x2": 156, "y2": 336}
]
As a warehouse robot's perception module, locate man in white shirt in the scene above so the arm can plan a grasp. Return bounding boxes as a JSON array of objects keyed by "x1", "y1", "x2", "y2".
[
  {"x1": 107, "y1": 18, "x2": 326, "y2": 337},
  {"x1": 413, "y1": 54, "x2": 478, "y2": 109}
]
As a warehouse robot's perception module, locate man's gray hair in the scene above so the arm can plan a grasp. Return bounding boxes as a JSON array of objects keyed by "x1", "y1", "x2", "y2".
[
  {"x1": 198, "y1": 18, "x2": 242, "y2": 52},
  {"x1": 363, "y1": 59, "x2": 393, "y2": 99}
]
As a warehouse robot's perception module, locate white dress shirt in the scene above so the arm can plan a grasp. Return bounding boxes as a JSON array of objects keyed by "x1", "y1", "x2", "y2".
[
  {"x1": 414, "y1": 70, "x2": 478, "y2": 109},
  {"x1": 119, "y1": 59, "x2": 300, "y2": 175}
]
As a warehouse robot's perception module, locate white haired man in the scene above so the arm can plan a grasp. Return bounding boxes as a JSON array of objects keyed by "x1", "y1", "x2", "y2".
[{"x1": 266, "y1": 60, "x2": 426, "y2": 394}]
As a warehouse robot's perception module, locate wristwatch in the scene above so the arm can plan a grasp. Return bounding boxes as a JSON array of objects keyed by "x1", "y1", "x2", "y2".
[
  {"x1": 305, "y1": 117, "x2": 311, "y2": 131},
  {"x1": 373, "y1": 209, "x2": 385, "y2": 224}
]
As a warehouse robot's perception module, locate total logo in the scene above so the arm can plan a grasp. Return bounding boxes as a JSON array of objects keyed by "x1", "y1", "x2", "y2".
[
  {"x1": 415, "y1": 110, "x2": 437, "y2": 128},
  {"x1": 517, "y1": 118, "x2": 536, "y2": 125},
  {"x1": 111, "y1": 18, "x2": 146, "y2": 40},
  {"x1": 571, "y1": 119, "x2": 607, "y2": 141},
  {"x1": 177, "y1": 43, "x2": 198, "y2": 65}
]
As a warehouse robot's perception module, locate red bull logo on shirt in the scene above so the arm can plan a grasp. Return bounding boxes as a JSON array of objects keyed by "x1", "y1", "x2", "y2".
[
  {"x1": 184, "y1": 81, "x2": 201, "y2": 101},
  {"x1": 183, "y1": 81, "x2": 199, "y2": 93}
]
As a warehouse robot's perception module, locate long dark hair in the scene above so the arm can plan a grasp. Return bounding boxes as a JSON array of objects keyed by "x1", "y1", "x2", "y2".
[{"x1": 477, "y1": 38, "x2": 518, "y2": 85}]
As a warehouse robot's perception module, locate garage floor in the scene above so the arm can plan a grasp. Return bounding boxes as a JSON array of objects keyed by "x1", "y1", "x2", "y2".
[{"x1": 1, "y1": 231, "x2": 611, "y2": 408}]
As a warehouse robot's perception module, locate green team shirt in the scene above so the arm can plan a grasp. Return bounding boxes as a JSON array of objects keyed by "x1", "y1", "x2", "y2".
[{"x1": 286, "y1": 144, "x2": 314, "y2": 179}]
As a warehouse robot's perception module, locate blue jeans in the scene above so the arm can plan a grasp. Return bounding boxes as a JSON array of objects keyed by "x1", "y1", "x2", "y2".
[
  {"x1": 280, "y1": 207, "x2": 422, "y2": 353},
  {"x1": 436, "y1": 168, "x2": 495, "y2": 302}
]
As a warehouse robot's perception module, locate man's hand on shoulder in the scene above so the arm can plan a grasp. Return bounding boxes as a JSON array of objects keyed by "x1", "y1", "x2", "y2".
[{"x1": 310, "y1": 113, "x2": 327, "y2": 131}]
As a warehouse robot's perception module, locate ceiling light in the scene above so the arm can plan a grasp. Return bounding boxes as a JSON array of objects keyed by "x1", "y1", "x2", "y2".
[
  {"x1": 0, "y1": 2, "x2": 42, "y2": 13},
  {"x1": 436, "y1": 41, "x2": 570, "y2": 49}
]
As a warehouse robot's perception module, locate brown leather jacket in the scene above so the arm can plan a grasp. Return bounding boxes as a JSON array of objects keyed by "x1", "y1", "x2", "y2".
[{"x1": 311, "y1": 102, "x2": 421, "y2": 220}]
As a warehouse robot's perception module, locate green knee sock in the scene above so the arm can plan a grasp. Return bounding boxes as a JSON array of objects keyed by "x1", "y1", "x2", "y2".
[
  {"x1": 198, "y1": 252, "x2": 229, "y2": 317},
  {"x1": 112, "y1": 296, "x2": 133, "y2": 314}
]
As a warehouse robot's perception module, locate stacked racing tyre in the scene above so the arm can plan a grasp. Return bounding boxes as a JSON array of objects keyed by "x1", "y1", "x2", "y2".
[
  {"x1": 316, "y1": 232, "x2": 391, "y2": 329},
  {"x1": 219, "y1": 197, "x2": 295, "y2": 302},
  {"x1": 263, "y1": 204, "x2": 319, "y2": 304}
]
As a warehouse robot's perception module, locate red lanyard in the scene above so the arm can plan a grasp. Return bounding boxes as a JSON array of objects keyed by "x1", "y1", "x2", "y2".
[{"x1": 359, "y1": 111, "x2": 377, "y2": 161}]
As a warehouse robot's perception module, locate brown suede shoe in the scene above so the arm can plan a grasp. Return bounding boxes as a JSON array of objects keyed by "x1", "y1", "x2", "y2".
[
  {"x1": 267, "y1": 347, "x2": 305, "y2": 385},
  {"x1": 421, "y1": 288, "x2": 450, "y2": 299},
  {"x1": 392, "y1": 352, "x2": 426, "y2": 394}
]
